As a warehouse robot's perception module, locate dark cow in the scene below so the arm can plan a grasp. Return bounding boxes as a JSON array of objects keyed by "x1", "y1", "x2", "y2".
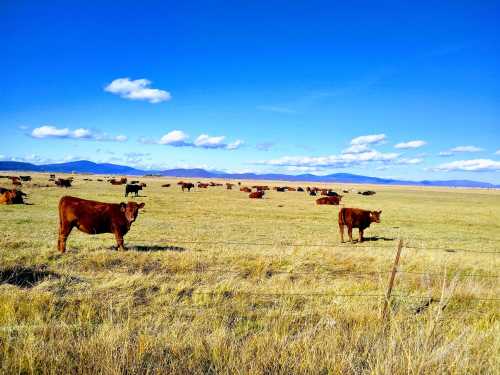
[
  {"x1": 181, "y1": 183, "x2": 194, "y2": 192},
  {"x1": 97, "y1": 179, "x2": 103, "y2": 182},
  {"x1": 309, "y1": 190, "x2": 317, "y2": 196},
  {"x1": 55, "y1": 178, "x2": 72, "y2": 188},
  {"x1": 359, "y1": 190, "x2": 376, "y2": 196},
  {"x1": 240, "y1": 187, "x2": 251, "y2": 192},
  {"x1": 249, "y1": 191, "x2": 265, "y2": 199},
  {"x1": 326, "y1": 191, "x2": 340, "y2": 197},
  {"x1": 0, "y1": 189, "x2": 26, "y2": 204},
  {"x1": 20, "y1": 176, "x2": 32, "y2": 181},
  {"x1": 130, "y1": 180, "x2": 140, "y2": 184},
  {"x1": 226, "y1": 183, "x2": 234, "y2": 190},
  {"x1": 161, "y1": 184, "x2": 171, "y2": 187},
  {"x1": 316, "y1": 196, "x2": 342, "y2": 205},
  {"x1": 125, "y1": 184, "x2": 142, "y2": 197},
  {"x1": 297, "y1": 187, "x2": 304, "y2": 192},
  {"x1": 57, "y1": 196, "x2": 145, "y2": 253},
  {"x1": 276, "y1": 187, "x2": 286, "y2": 192},
  {"x1": 338, "y1": 207, "x2": 382, "y2": 243}
]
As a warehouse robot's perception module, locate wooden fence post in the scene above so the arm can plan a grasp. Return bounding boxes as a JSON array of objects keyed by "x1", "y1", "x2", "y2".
[{"x1": 382, "y1": 239, "x2": 403, "y2": 321}]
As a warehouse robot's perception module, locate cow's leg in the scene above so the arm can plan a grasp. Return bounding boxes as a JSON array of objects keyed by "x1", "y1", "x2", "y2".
[
  {"x1": 58, "y1": 221, "x2": 73, "y2": 253},
  {"x1": 359, "y1": 229, "x2": 364, "y2": 243},
  {"x1": 348, "y1": 226, "x2": 353, "y2": 243},
  {"x1": 339, "y1": 224, "x2": 345, "y2": 243},
  {"x1": 114, "y1": 232, "x2": 125, "y2": 251}
]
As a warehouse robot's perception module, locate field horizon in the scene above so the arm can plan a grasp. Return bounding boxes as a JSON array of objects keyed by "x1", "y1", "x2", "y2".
[{"x1": 0, "y1": 172, "x2": 498, "y2": 374}]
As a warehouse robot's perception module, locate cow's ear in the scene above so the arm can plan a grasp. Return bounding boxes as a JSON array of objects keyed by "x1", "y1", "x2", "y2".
[
  {"x1": 378, "y1": 210, "x2": 382, "y2": 214},
  {"x1": 120, "y1": 202, "x2": 126, "y2": 212},
  {"x1": 138, "y1": 202, "x2": 145, "y2": 209}
]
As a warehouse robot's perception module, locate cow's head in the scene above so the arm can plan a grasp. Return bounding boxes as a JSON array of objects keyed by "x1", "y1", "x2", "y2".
[
  {"x1": 120, "y1": 202, "x2": 146, "y2": 224},
  {"x1": 370, "y1": 210, "x2": 382, "y2": 223}
]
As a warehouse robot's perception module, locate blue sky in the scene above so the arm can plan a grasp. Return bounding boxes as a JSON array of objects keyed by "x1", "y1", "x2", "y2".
[{"x1": 1, "y1": 1, "x2": 499, "y2": 182}]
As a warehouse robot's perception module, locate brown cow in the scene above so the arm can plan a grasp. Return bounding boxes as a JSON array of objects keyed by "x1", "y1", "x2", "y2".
[
  {"x1": 240, "y1": 187, "x2": 251, "y2": 192},
  {"x1": 57, "y1": 196, "x2": 145, "y2": 253},
  {"x1": 287, "y1": 187, "x2": 296, "y2": 191},
  {"x1": 161, "y1": 183, "x2": 171, "y2": 187},
  {"x1": 226, "y1": 183, "x2": 234, "y2": 190},
  {"x1": 252, "y1": 185, "x2": 269, "y2": 191},
  {"x1": 338, "y1": 207, "x2": 382, "y2": 243},
  {"x1": 316, "y1": 196, "x2": 342, "y2": 205},
  {"x1": 198, "y1": 183, "x2": 209, "y2": 188},
  {"x1": 249, "y1": 191, "x2": 265, "y2": 199},
  {"x1": 55, "y1": 178, "x2": 72, "y2": 188}
]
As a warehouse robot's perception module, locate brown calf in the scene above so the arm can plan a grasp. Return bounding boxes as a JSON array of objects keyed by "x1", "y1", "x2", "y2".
[
  {"x1": 57, "y1": 196, "x2": 145, "y2": 253},
  {"x1": 338, "y1": 207, "x2": 382, "y2": 243}
]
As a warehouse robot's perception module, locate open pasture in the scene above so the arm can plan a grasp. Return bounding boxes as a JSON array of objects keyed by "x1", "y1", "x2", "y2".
[{"x1": 0, "y1": 173, "x2": 499, "y2": 374}]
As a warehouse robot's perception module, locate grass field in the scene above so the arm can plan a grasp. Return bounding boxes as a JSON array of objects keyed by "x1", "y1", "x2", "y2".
[{"x1": 0, "y1": 173, "x2": 499, "y2": 374}]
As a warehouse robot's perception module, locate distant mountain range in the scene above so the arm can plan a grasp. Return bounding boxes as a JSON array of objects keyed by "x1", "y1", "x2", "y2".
[{"x1": 0, "y1": 160, "x2": 498, "y2": 188}]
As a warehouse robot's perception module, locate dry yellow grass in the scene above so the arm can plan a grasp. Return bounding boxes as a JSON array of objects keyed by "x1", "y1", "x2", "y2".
[{"x1": 0, "y1": 173, "x2": 499, "y2": 374}]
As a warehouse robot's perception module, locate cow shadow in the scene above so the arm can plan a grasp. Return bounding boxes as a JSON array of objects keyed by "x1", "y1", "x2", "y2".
[
  {"x1": 361, "y1": 236, "x2": 395, "y2": 242},
  {"x1": 127, "y1": 245, "x2": 186, "y2": 252}
]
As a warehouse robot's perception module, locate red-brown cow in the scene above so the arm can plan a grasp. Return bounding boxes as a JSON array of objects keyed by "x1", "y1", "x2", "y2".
[
  {"x1": 181, "y1": 183, "x2": 194, "y2": 192},
  {"x1": 240, "y1": 187, "x2": 251, "y2": 192},
  {"x1": 57, "y1": 196, "x2": 145, "y2": 253},
  {"x1": 249, "y1": 191, "x2": 265, "y2": 199},
  {"x1": 198, "y1": 183, "x2": 209, "y2": 188},
  {"x1": 0, "y1": 189, "x2": 26, "y2": 204},
  {"x1": 316, "y1": 196, "x2": 342, "y2": 205},
  {"x1": 338, "y1": 207, "x2": 382, "y2": 243}
]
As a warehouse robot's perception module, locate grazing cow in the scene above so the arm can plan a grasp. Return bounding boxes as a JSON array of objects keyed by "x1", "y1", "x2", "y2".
[
  {"x1": 240, "y1": 187, "x2": 251, "y2": 192},
  {"x1": 57, "y1": 196, "x2": 145, "y2": 253},
  {"x1": 226, "y1": 183, "x2": 234, "y2": 190},
  {"x1": 161, "y1": 183, "x2": 171, "y2": 187},
  {"x1": 20, "y1": 176, "x2": 32, "y2": 182},
  {"x1": 297, "y1": 187, "x2": 304, "y2": 192},
  {"x1": 287, "y1": 187, "x2": 296, "y2": 191},
  {"x1": 309, "y1": 190, "x2": 317, "y2": 196},
  {"x1": 338, "y1": 207, "x2": 382, "y2": 243},
  {"x1": 55, "y1": 178, "x2": 72, "y2": 188},
  {"x1": 109, "y1": 179, "x2": 122, "y2": 185},
  {"x1": 276, "y1": 187, "x2": 286, "y2": 192},
  {"x1": 198, "y1": 183, "x2": 209, "y2": 188},
  {"x1": 181, "y1": 183, "x2": 194, "y2": 192},
  {"x1": 249, "y1": 191, "x2": 265, "y2": 199},
  {"x1": 0, "y1": 189, "x2": 27, "y2": 204},
  {"x1": 316, "y1": 196, "x2": 342, "y2": 205},
  {"x1": 125, "y1": 184, "x2": 142, "y2": 197},
  {"x1": 359, "y1": 190, "x2": 376, "y2": 196}
]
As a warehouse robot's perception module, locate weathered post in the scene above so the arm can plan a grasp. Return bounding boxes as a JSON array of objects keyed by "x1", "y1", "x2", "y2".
[{"x1": 382, "y1": 239, "x2": 403, "y2": 321}]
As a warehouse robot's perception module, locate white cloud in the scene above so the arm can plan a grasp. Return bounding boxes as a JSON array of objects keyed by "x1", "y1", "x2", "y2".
[
  {"x1": 395, "y1": 140, "x2": 427, "y2": 149},
  {"x1": 350, "y1": 134, "x2": 386, "y2": 146},
  {"x1": 396, "y1": 158, "x2": 424, "y2": 165},
  {"x1": 151, "y1": 130, "x2": 243, "y2": 150},
  {"x1": 433, "y1": 159, "x2": 500, "y2": 172},
  {"x1": 438, "y1": 151, "x2": 453, "y2": 157},
  {"x1": 449, "y1": 145, "x2": 483, "y2": 153},
  {"x1": 496, "y1": 150, "x2": 500, "y2": 155},
  {"x1": 31, "y1": 125, "x2": 127, "y2": 142},
  {"x1": 194, "y1": 134, "x2": 226, "y2": 148},
  {"x1": 256, "y1": 150, "x2": 399, "y2": 169},
  {"x1": 342, "y1": 144, "x2": 370, "y2": 154},
  {"x1": 226, "y1": 139, "x2": 244, "y2": 150},
  {"x1": 105, "y1": 77, "x2": 171, "y2": 104},
  {"x1": 158, "y1": 130, "x2": 190, "y2": 146},
  {"x1": 32, "y1": 125, "x2": 71, "y2": 138}
]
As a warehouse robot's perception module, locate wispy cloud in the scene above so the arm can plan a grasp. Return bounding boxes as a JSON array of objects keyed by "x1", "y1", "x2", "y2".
[
  {"x1": 105, "y1": 77, "x2": 171, "y2": 104},
  {"x1": 350, "y1": 134, "x2": 386, "y2": 146},
  {"x1": 257, "y1": 105, "x2": 297, "y2": 114},
  {"x1": 433, "y1": 159, "x2": 500, "y2": 172},
  {"x1": 394, "y1": 140, "x2": 427, "y2": 149},
  {"x1": 142, "y1": 130, "x2": 243, "y2": 150},
  {"x1": 31, "y1": 125, "x2": 127, "y2": 142},
  {"x1": 450, "y1": 145, "x2": 483, "y2": 153}
]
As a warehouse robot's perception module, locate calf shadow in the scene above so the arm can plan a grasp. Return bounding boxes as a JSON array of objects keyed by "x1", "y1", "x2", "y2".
[
  {"x1": 126, "y1": 244, "x2": 186, "y2": 252},
  {"x1": 0, "y1": 266, "x2": 59, "y2": 289}
]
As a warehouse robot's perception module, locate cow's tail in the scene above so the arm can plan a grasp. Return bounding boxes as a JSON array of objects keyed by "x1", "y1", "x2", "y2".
[{"x1": 339, "y1": 206, "x2": 346, "y2": 225}]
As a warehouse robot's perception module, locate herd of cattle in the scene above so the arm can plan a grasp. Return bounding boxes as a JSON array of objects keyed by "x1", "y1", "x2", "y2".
[{"x1": 1, "y1": 174, "x2": 382, "y2": 250}]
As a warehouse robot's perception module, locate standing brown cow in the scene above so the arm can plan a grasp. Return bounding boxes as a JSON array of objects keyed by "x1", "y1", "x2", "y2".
[
  {"x1": 338, "y1": 207, "x2": 382, "y2": 243},
  {"x1": 57, "y1": 196, "x2": 145, "y2": 253}
]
